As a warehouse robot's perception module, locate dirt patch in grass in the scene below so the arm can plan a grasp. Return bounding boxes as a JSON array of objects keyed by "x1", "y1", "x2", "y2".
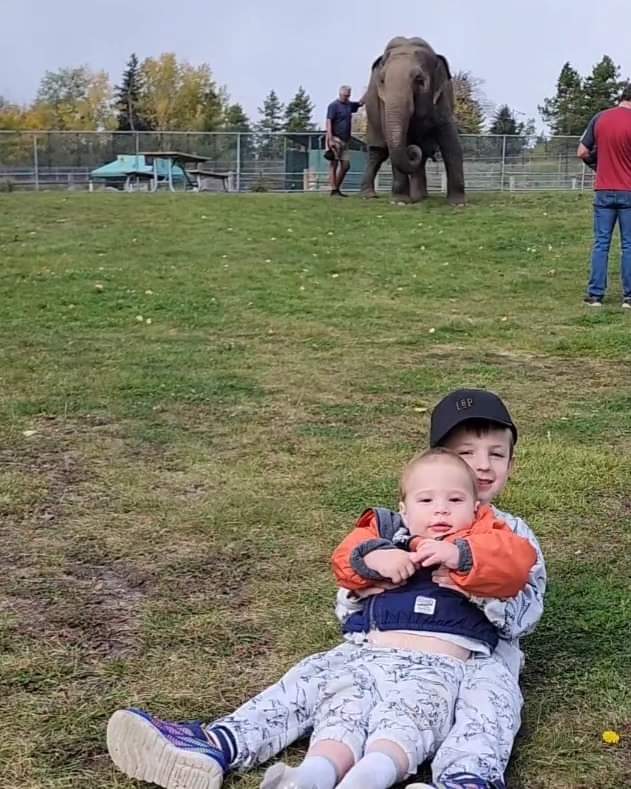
[{"x1": 1, "y1": 559, "x2": 150, "y2": 659}]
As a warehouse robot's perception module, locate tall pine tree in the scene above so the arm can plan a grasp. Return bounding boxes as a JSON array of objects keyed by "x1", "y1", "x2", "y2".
[
  {"x1": 489, "y1": 105, "x2": 531, "y2": 156},
  {"x1": 583, "y1": 55, "x2": 622, "y2": 120},
  {"x1": 223, "y1": 103, "x2": 251, "y2": 131},
  {"x1": 115, "y1": 54, "x2": 150, "y2": 131},
  {"x1": 284, "y1": 86, "x2": 315, "y2": 132},
  {"x1": 256, "y1": 90, "x2": 285, "y2": 159},
  {"x1": 539, "y1": 62, "x2": 585, "y2": 135},
  {"x1": 223, "y1": 102, "x2": 254, "y2": 162}
]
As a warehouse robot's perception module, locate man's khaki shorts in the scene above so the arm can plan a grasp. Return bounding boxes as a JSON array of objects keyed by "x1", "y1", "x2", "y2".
[{"x1": 329, "y1": 136, "x2": 350, "y2": 162}]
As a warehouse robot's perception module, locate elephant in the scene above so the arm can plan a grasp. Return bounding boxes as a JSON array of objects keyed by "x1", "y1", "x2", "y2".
[{"x1": 359, "y1": 36, "x2": 465, "y2": 205}]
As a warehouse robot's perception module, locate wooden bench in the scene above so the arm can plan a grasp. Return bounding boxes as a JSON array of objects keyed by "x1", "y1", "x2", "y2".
[{"x1": 188, "y1": 170, "x2": 234, "y2": 192}]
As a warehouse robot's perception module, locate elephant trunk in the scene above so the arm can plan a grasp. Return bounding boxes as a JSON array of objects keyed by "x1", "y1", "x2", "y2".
[{"x1": 384, "y1": 103, "x2": 422, "y2": 174}]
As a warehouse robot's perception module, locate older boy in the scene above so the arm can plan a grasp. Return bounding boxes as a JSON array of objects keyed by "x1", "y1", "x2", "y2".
[{"x1": 107, "y1": 389, "x2": 546, "y2": 789}]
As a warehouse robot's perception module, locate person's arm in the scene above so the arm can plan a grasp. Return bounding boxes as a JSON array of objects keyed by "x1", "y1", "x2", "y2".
[
  {"x1": 468, "y1": 511, "x2": 546, "y2": 640},
  {"x1": 331, "y1": 510, "x2": 416, "y2": 590},
  {"x1": 411, "y1": 513, "x2": 536, "y2": 599},
  {"x1": 578, "y1": 115, "x2": 598, "y2": 169},
  {"x1": 325, "y1": 103, "x2": 336, "y2": 148}
]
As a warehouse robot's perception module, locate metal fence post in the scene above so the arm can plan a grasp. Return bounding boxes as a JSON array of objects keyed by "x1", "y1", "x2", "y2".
[
  {"x1": 236, "y1": 133, "x2": 241, "y2": 193},
  {"x1": 500, "y1": 135, "x2": 506, "y2": 191},
  {"x1": 33, "y1": 134, "x2": 40, "y2": 191}
]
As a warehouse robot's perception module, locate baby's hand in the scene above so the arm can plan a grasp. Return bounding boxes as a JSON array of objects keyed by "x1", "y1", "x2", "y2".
[
  {"x1": 412, "y1": 539, "x2": 460, "y2": 570},
  {"x1": 364, "y1": 548, "x2": 417, "y2": 584}
]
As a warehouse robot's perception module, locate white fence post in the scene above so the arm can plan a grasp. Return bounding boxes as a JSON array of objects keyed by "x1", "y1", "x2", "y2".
[
  {"x1": 500, "y1": 135, "x2": 507, "y2": 191},
  {"x1": 235, "y1": 133, "x2": 241, "y2": 193},
  {"x1": 440, "y1": 171, "x2": 447, "y2": 193},
  {"x1": 33, "y1": 134, "x2": 40, "y2": 191}
]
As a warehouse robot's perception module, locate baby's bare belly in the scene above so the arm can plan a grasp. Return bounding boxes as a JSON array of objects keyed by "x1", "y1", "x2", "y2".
[{"x1": 367, "y1": 630, "x2": 471, "y2": 661}]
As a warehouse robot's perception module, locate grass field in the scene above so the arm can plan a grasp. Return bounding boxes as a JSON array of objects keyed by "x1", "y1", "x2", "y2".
[{"x1": 1, "y1": 191, "x2": 630, "y2": 789}]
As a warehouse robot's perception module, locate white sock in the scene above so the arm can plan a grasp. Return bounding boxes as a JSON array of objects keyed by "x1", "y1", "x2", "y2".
[
  {"x1": 336, "y1": 752, "x2": 399, "y2": 789},
  {"x1": 261, "y1": 755, "x2": 338, "y2": 789}
]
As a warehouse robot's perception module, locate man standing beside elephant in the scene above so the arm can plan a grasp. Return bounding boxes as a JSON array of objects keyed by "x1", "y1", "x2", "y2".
[{"x1": 325, "y1": 85, "x2": 363, "y2": 197}]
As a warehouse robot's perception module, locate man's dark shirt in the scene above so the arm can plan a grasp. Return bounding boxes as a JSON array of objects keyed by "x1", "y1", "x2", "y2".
[{"x1": 327, "y1": 99, "x2": 361, "y2": 142}]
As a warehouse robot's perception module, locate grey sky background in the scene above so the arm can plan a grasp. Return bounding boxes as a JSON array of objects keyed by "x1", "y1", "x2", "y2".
[{"x1": 2, "y1": 0, "x2": 630, "y2": 130}]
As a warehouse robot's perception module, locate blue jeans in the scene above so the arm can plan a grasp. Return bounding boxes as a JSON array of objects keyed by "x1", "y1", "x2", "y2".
[{"x1": 588, "y1": 190, "x2": 631, "y2": 298}]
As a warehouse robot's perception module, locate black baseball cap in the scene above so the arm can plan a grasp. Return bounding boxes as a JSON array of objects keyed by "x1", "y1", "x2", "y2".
[{"x1": 429, "y1": 388, "x2": 518, "y2": 447}]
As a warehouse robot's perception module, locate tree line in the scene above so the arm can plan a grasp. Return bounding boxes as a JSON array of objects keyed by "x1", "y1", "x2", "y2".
[
  {"x1": 0, "y1": 51, "x2": 627, "y2": 140},
  {"x1": 0, "y1": 53, "x2": 315, "y2": 141}
]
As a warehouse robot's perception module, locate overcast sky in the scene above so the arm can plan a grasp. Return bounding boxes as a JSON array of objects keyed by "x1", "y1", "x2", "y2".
[{"x1": 2, "y1": 0, "x2": 630, "y2": 129}]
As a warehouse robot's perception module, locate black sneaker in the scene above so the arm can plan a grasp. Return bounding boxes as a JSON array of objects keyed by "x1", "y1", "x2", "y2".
[
  {"x1": 583, "y1": 296, "x2": 603, "y2": 307},
  {"x1": 623, "y1": 298, "x2": 631, "y2": 309},
  {"x1": 330, "y1": 189, "x2": 341, "y2": 197},
  {"x1": 336, "y1": 190, "x2": 349, "y2": 197}
]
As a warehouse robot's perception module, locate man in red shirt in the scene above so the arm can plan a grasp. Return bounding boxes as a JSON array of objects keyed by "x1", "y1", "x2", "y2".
[{"x1": 577, "y1": 83, "x2": 631, "y2": 308}]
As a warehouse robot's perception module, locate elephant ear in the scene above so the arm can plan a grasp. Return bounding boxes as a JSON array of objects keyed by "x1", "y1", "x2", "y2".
[
  {"x1": 371, "y1": 55, "x2": 383, "y2": 72},
  {"x1": 433, "y1": 54, "x2": 452, "y2": 104}
]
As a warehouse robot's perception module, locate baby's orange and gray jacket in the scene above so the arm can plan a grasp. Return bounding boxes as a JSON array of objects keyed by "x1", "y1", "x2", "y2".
[{"x1": 332, "y1": 505, "x2": 537, "y2": 599}]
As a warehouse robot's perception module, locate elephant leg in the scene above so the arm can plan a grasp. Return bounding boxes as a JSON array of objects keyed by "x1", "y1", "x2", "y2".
[
  {"x1": 391, "y1": 165, "x2": 411, "y2": 203},
  {"x1": 409, "y1": 157, "x2": 428, "y2": 203},
  {"x1": 436, "y1": 122, "x2": 466, "y2": 205},
  {"x1": 360, "y1": 146, "x2": 388, "y2": 198}
]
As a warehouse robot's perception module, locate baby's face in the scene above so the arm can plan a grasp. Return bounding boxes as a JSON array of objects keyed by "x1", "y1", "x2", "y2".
[{"x1": 399, "y1": 459, "x2": 477, "y2": 538}]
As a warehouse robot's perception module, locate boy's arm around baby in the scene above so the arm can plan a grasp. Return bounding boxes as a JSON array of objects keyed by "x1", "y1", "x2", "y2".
[{"x1": 467, "y1": 508, "x2": 547, "y2": 640}]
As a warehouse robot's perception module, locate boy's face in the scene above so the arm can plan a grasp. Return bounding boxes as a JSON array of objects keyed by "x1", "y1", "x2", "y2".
[
  {"x1": 442, "y1": 425, "x2": 513, "y2": 504},
  {"x1": 399, "y1": 458, "x2": 478, "y2": 538}
]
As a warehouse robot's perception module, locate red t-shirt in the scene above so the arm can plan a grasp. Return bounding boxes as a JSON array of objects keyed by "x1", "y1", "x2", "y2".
[{"x1": 582, "y1": 106, "x2": 631, "y2": 191}]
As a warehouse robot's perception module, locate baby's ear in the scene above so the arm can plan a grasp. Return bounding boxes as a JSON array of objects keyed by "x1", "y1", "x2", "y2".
[{"x1": 398, "y1": 501, "x2": 407, "y2": 523}]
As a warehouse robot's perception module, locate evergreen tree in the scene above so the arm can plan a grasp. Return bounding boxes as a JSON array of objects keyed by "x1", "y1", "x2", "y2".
[
  {"x1": 223, "y1": 103, "x2": 254, "y2": 162},
  {"x1": 223, "y1": 103, "x2": 251, "y2": 131},
  {"x1": 489, "y1": 105, "x2": 529, "y2": 157},
  {"x1": 583, "y1": 55, "x2": 622, "y2": 120},
  {"x1": 115, "y1": 53, "x2": 150, "y2": 131},
  {"x1": 284, "y1": 86, "x2": 315, "y2": 132},
  {"x1": 489, "y1": 105, "x2": 520, "y2": 136},
  {"x1": 256, "y1": 90, "x2": 285, "y2": 159},
  {"x1": 539, "y1": 62, "x2": 585, "y2": 135}
]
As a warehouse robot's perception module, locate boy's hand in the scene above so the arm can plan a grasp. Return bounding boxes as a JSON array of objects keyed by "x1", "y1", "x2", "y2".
[
  {"x1": 412, "y1": 539, "x2": 460, "y2": 569},
  {"x1": 364, "y1": 548, "x2": 418, "y2": 584}
]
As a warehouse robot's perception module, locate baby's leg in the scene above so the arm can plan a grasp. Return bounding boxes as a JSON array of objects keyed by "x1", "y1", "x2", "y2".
[
  {"x1": 334, "y1": 739, "x2": 406, "y2": 789},
  {"x1": 364, "y1": 650, "x2": 464, "y2": 780},
  {"x1": 431, "y1": 654, "x2": 522, "y2": 787},
  {"x1": 260, "y1": 742, "x2": 353, "y2": 789},
  {"x1": 260, "y1": 660, "x2": 373, "y2": 789}
]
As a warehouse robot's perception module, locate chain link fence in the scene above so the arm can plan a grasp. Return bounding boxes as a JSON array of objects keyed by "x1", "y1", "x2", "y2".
[{"x1": 0, "y1": 130, "x2": 593, "y2": 193}]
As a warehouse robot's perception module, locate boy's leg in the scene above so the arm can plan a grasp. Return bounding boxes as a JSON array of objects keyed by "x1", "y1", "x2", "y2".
[
  {"x1": 430, "y1": 654, "x2": 522, "y2": 786},
  {"x1": 209, "y1": 641, "x2": 362, "y2": 770},
  {"x1": 107, "y1": 641, "x2": 362, "y2": 788}
]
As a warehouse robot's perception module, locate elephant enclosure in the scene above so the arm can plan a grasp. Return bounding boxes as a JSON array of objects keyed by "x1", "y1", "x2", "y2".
[{"x1": 0, "y1": 130, "x2": 592, "y2": 193}]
